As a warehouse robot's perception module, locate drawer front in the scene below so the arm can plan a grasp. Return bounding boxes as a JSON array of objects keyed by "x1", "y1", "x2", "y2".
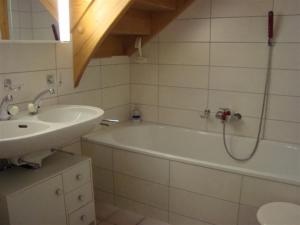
[
  {"x1": 63, "y1": 160, "x2": 91, "y2": 193},
  {"x1": 66, "y1": 182, "x2": 93, "y2": 213},
  {"x1": 69, "y1": 202, "x2": 96, "y2": 225}
]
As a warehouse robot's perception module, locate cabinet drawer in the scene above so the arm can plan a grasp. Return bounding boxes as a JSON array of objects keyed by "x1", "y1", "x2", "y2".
[
  {"x1": 69, "y1": 202, "x2": 96, "y2": 225},
  {"x1": 66, "y1": 182, "x2": 93, "y2": 213},
  {"x1": 63, "y1": 160, "x2": 91, "y2": 193}
]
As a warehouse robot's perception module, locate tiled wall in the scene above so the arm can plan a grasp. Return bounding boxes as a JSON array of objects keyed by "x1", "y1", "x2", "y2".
[
  {"x1": 82, "y1": 141, "x2": 300, "y2": 225},
  {"x1": 0, "y1": 42, "x2": 130, "y2": 153},
  {"x1": 130, "y1": 0, "x2": 300, "y2": 144}
]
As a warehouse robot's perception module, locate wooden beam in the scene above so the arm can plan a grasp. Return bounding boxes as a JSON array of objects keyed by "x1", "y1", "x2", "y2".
[
  {"x1": 94, "y1": 35, "x2": 125, "y2": 58},
  {"x1": 111, "y1": 9, "x2": 151, "y2": 35},
  {"x1": 0, "y1": 0, "x2": 9, "y2": 39},
  {"x1": 133, "y1": 0, "x2": 176, "y2": 11},
  {"x1": 126, "y1": 0, "x2": 195, "y2": 55},
  {"x1": 72, "y1": 0, "x2": 134, "y2": 87},
  {"x1": 40, "y1": 0, "x2": 93, "y2": 29}
]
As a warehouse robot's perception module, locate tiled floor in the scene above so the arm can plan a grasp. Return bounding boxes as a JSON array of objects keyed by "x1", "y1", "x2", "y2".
[{"x1": 97, "y1": 203, "x2": 169, "y2": 225}]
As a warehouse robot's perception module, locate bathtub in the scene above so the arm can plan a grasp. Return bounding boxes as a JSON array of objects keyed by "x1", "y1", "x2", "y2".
[
  {"x1": 84, "y1": 122, "x2": 300, "y2": 186},
  {"x1": 83, "y1": 122, "x2": 300, "y2": 225}
]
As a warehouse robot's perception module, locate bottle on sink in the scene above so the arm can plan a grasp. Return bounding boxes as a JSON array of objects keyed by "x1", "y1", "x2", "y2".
[{"x1": 131, "y1": 106, "x2": 142, "y2": 123}]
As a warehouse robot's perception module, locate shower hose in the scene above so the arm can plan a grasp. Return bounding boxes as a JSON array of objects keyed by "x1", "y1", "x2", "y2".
[{"x1": 222, "y1": 42, "x2": 273, "y2": 161}]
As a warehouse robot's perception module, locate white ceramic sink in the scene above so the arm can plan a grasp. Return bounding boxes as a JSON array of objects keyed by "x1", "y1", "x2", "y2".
[{"x1": 0, "y1": 105, "x2": 104, "y2": 160}]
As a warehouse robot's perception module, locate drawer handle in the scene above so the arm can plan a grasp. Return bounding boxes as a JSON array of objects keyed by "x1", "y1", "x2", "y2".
[
  {"x1": 78, "y1": 194, "x2": 84, "y2": 201},
  {"x1": 80, "y1": 215, "x2": 87, "y2": 222},
  {"x1": 76, "y1": 174, "x2": 83, "y2": 181},
  {"x1": 55, "y1": 188, "x2": 62, "y2": 196}
]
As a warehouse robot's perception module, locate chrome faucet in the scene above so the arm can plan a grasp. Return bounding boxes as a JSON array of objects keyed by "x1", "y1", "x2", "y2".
[
  {"x1": 0, "y1": 79, "x2": 21, "y2": 121},
  {"x1": 100, "y1": 119, "x2": 120, "y2": 126},
  {"x1": 28, "y1": 88, "x2": 55, "y2": 114}
]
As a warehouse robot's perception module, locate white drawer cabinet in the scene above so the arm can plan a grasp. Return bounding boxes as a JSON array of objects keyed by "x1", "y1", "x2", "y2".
[{"x1": 0, "y1": 153, "x2": 96, "y2": 225}]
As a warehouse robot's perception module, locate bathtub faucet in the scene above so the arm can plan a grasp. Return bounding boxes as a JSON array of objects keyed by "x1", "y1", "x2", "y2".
[
  {"x1": 215, "y1": 108, "x2": 242, "y2": 122},
  {"x1": 100, "y1": 119, "x2": 120, "y2": 126}
]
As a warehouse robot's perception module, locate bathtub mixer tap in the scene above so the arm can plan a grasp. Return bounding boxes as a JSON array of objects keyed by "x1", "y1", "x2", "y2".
[
  {"x1": 215, "y1": 108, "x2": 242, "y2": 123},
  {"x1": 100, "y1": 119, "x2": 120, "y2": 126}
]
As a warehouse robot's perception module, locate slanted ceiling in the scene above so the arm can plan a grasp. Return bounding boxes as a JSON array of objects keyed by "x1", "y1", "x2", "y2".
[{"x1": 41, "y1": 0, "x2": 195, "y2": 87}]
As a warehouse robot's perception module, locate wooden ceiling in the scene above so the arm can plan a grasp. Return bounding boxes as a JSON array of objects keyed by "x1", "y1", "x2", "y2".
[{"x1": 41, "y1": 0, "x2": 195, "y2": 87}]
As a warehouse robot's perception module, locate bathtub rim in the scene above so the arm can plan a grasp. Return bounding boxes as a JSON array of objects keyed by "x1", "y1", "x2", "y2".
[{"x1": 83, "y1": 123, "x2": 300, "y2": 187}]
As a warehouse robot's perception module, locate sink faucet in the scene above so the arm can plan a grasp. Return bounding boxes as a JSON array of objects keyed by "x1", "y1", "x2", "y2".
[
  {"x1": 100, "y1": 119, "x2": 119, "y2": 126},
  {"x1": 28, "y1": 88, "x2": 55, "y2": 114},
  {"x1": 0, "y1": 94, "x2": 19, "y2": 121}
]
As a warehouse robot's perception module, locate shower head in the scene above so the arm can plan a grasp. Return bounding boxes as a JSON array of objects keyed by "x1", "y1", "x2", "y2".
[{"x1": 268, "y1": 11, "x2": 274, "y2": 46}]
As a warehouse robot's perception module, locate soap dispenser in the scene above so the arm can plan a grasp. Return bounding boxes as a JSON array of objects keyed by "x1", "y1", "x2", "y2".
[{"x1": 131, "y1": 106, "x2": 142, "y2": 123}]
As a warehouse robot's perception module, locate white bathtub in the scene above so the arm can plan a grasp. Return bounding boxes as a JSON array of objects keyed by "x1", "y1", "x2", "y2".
[{"x1": 84, "y1": 122, "x2": 300, "y2": 186}]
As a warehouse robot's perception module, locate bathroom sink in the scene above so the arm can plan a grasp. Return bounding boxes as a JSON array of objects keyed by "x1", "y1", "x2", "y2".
[
  {"x1": 37, "y1": 105, "x2": 101, "y2": 123},
  {"x1": 0, "y1": 105, "x2": 104, "y2": 160}
]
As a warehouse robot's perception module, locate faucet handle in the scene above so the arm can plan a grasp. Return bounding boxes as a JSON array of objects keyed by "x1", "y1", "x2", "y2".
[{"x1": 8, "y1": 105, "x2": 19, "y2": 116}]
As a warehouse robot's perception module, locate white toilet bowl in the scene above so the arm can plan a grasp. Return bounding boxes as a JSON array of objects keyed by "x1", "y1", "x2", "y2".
[{"x1": 257, "y1": 202, "x2": 300, "y2": 225}]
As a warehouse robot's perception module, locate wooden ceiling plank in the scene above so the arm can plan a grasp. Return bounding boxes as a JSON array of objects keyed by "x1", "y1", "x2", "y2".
[
  {"x1": 111, "y1": 9, "x2": 151, "y2": 35},
  {"x1": 72, "y1": 0, "x2": 134, "y2": 87},
  {"x1": 133, "y1": 0, "x2": 176, "y2": 11}
]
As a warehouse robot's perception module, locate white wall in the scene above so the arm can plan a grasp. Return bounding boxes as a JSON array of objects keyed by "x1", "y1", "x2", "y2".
[
  {"x1": 130, "y1": 0, "x2": 300, "y2": 144},
  {"x1": 0, "y1": 42, "x2": 130, "y2": 153}
]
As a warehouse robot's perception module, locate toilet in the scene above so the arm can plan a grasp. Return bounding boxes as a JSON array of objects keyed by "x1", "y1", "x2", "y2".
[{"x1": 257, "y1": 202, "x2": 300, "y2": 225}]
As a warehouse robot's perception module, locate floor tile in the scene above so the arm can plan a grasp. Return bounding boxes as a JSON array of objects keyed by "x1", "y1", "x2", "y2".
[
  {"x1": 96, "y1": 203, "x2": 120, "y2": 220},
  {"x1": 107, "y1": 209, "x2": 145, "y2": 225},
  {"x1": 139, "y1": 218, "x2": 170, "y2": 225}
]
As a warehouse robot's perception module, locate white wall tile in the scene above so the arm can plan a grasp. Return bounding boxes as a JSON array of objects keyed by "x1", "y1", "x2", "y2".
[
  {"x1": 268, "y1": 95, "x2": 300, "y2": 122},
  {"x1": 170, "y1": 162, "x2": 242, "y2": 202},
  {"x1": 114, "y1": 174, "x2": 169, "y2": 210},
  {"x1": 272, "y1": 44, "x2": 300, "y2": 69},
  {"x1": 131, "y1": 64, "x2": 158, "y2": 85},
  {"x1": 102, "y1": 64, "x2": 130, "y2": 88},
  {"x1": 131, "y1": 104, "x2": 158, "y2": 122},
  {"x1": 56, "y1": 43, "x2": 73, "y2": 69},
  {"x1": 212, "y1": 0, "x2": 273, "y2": 17},
  {"x1": 275, "y1": 16, "x2": 300, "y2": 42},
  {"x1": 159, "y1": 43, "x2": 209, "y2": 65},
  {"x1": 240, "y1": 177, "x2": 300, "y2": 207},
  {"x1": 211, "y1": 17, "x2": 267, "y2": 42},
  {"x1": 159, "y1": 87, "x2": 208, "y2": 110},
  {"x1": 0, "y1": 43, "x2": 56, "y2": 73},
  {"x1": 211, "y1": 43, "x2": 269, "y2": 68},
  {"x1": 159, "y1": 19, "x2": 210, "y2": 42},
  {"x1": 58, "y1": 90, "x2": 101, "y2": 107},
  {"x1": 113, "y1": 150, "x2": 169, "y2": 185},
  {"x1": 159, "y1": 65, "x2": 209, "y2": 89},
  {"x1": 274, "y1": 0, "x2": 300, "y2": 15},
  {"x1": 264, "y1": 120, "x2": 300, "y2": 144},
  {"x1": 131, "y1": 84, "x2": 158, "y2": 105},
  {"x1": 208, "y1": 90, "x2": 263, "y2": 117},
  {"x1": 102, "y1": 85, "x2": 129, "y2": 109},
  {"x1": 178, "y1": 0, "x2": 211, "y2": 19},
  {"x1": 103, "y1": 105, "x2": 130, "y2": 122},
  {"x1": 131, "y1": 43, "x2": 158, "y2": 64},
  {"x1": 158, "y1": 107, "x2": 206, "y2": 130},
  {"x1": 81, "y1": 142, "x2": 113, "y2": 170},
  {"x1": 270, "y1": 69, "x2": 300, "y2": 96},
  {"x1": 0, "y1": 70, "x2": 57, "y2": 104},
  {"x1": 210, "y1": 67, "x2": 266, "y2": 93},
  {"x1": 170, "y1": 188, "x2": 238, "y2": 225},
  {"x1": 58, "y1": 66, "x2": 101, "y2": 95}
]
